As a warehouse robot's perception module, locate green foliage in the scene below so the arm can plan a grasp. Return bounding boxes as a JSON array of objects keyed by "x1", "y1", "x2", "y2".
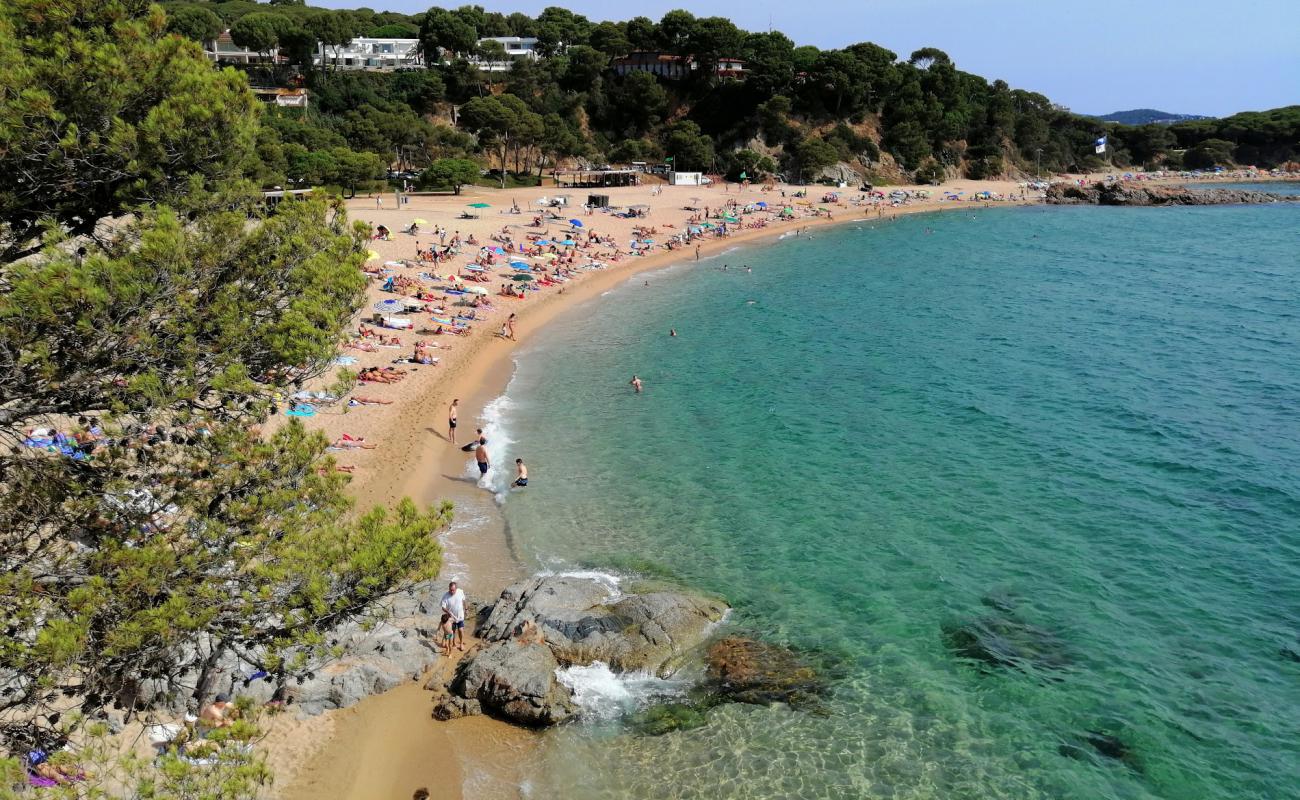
[
  {"x1": 663, "y1": 120, "x2": 715, "y2": 171},
  {"x1": 1182, "y1": 137, "x2": 1236, "y2": 169},
  {"x1": 0, "y1": 0, "x2": 452, "y2": 758},
  {"x1": 229, "y1": 11, "x2": 287, "y2": 56},
  {"x1": 420, "y1": 7, "x2": 479, "y2": 60},
  {"x1": 0, "y1": 0, "x2": 260, "y2": 260},
  {"x1": 792, "y1": 135, "x2": 839, "y2": 180},
  {"x1": 166, "y1": 4, "x2": 224, "y2": 41},
  {"x1": 420, "y1": 157, "x2": 481, "y2": 193},
  {"x1": 915, "y1": 158, "x2": 946, "y2": 184}
]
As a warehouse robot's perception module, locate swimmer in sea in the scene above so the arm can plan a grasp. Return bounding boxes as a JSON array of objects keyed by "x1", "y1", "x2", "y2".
[
  {"x1": 512, "y1": 459, "x2": 528, "y2": 487},
  {"x1": 669, "y1": 328, "x2": 677, "y2": 337},
  {"x1": 630, "y1": 375, "x2": 643, "y2": 393}
]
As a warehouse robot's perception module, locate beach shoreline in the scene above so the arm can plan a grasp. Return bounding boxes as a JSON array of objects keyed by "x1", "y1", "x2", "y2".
[{"x1": 267, "y1": 170, "x2": 1293, "y2": 799}]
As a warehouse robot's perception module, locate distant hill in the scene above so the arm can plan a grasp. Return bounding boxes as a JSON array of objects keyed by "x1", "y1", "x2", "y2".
[{"x1": 1094, "y1": 108, "x2": 1212, "y2": 125}]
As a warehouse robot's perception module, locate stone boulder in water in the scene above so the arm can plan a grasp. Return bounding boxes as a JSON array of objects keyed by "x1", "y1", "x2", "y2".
[
  {"x1": 448, "y1": 574, "x2": 730, "y2": 726},
  {"x1": 476, "y1": 574, "x2": 729, "y2": 675},
  {"x1": 449, "y1": 639, "x2": 576, "y2": 726},
  {"x1": 704, "y1": 636, "x2": 825, "y2": 708}
]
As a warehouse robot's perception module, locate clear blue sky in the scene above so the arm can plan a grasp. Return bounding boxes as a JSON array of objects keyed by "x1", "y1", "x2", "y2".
[{"x1": 316, "y1": 0, "x2": 1300, "y2": 116}]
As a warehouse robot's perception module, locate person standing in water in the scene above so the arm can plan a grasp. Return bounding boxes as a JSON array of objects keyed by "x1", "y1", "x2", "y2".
[
  {"x1": 512, "y1": 459, "x2": 528, "y2": 487},
  {"x1": 447, "y1": 399, "x2": 458, "y2": 444},
  {"x1": 474, "y1": 437, "x2": 490, "y2": 478},
  {"x1": 506, "y1": 313, "x2": 517, "y2": 341},
  {"x1": 669, "y1": 328, "x2": 677, "y2": 337},
  {"x1": 630, "y1": 375, "x2": 643, "y2": 393}
]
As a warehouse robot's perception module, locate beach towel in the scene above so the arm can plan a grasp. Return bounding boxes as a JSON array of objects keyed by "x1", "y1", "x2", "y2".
[{"x1": 285, "y1": 404, "x2": 316, "y2": 418}]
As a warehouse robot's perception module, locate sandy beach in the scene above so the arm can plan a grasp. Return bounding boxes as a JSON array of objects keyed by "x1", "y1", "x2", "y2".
[{"x1": 263, "y1": 169, "x2": 1285, "y2": 799}]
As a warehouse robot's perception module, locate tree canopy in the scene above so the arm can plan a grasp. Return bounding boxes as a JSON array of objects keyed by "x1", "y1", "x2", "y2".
[{"x1": 0, "y1": 0, "x2": 449, "y2": 772}]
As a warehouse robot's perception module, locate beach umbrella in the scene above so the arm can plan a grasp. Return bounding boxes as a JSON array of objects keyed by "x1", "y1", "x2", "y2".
[
  {"x1": 373, "y1": 299, "x2": 406, "y2": 313},
  {"x1": 569, "y1": 219, "x2": 583, "y2": 227},
  {"x1": 512, "y1": 274, "x2": 535, "y2": 282},
  {"x1": 755, "y1": 201, "x2": 768, "y2": 208},
  {"x1": 464, "y1": 286, "x2": 489, "y2": 295},
  {"x1": 492, "y1": 246, "x2": 506, "y2": 254},
  {"x1": 628, "y1": 204, "x2": 650, "y2": 210},
  {"x1": 559, "y1": 239, "x2": 576, "y2": 246},
  {"x1": 467, "y1": 202, "x2": 490, "y2": 209},
  {"x1": 535, "y1": 252, "x2": 559, "y2": 261},
  {"x1": 535, "y1": 239, "x2": 552, "y2": 245},
  {"x1": 365, "y1": 250, "x2": 381, "y2": 261},
  {"x1": 412, "y1": 218, "x2": 428, "y2": 225},
  {"x1": 509, "y1": 260, "x2": 530, "y2": 269}
]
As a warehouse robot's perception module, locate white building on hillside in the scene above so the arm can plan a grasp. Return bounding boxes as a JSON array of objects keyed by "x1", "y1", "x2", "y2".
[
  {"x1": 467, "y1": 36, "x2": 541, "y2": 72},
  {"x1": 315, "y1": 38, "x2": 423, "y2": 71}
]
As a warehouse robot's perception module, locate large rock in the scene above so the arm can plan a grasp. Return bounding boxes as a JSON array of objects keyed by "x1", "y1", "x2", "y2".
[
  {"x1": 450, "y1": 640, "x2": 576, "y2": 726},
  {"x1": 1046, "y1": 181, "x2": 1298, "y2": 206},
  {"x1": 705, "y1": 637, "x2": 824, "y2": 708},
  {"x1": 477, "y1": 575, "x2": 729, "y2": 675}
]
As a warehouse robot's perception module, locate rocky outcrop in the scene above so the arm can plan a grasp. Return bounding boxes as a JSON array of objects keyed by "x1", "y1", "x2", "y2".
[
  {"x1": 448, "y1": 575, "x2": 730, "y2": 726},
  {"x1": 704, "y1": 637, "x2": 824, "y2": 709},
  {"x1": 128, "y1": 581, "x2": 464, "y2": 718},
  {"x1": 450, "y1": 639, "x2": 576, "y2": 726},
  {"x1": 1046, "y1": 181, "x2": 1297, "y2": 206},
  {"x1": 477, "y1": 575, "x2": 729, "y2": 675}
]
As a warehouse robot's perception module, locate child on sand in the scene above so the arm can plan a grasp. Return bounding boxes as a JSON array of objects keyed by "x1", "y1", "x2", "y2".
[{"x1": 438, "y1": 612, "x2": 455, "y2": 657}]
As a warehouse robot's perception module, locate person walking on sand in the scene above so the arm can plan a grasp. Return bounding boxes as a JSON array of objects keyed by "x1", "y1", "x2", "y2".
[
  {"x1": 440, "y1": 581, "x2": 467, "y2": 652},
  {"x1": 512, "y1": 458, "x2": 528, "y2": 487},
  {"x1": 630, "y1": 375, "x2": 643, "y2": 393},
  {"x1": 448, "y1": 399, "x2": 459, "y2": 444},
  {"x1": 375, "y1": 195, "x2": 382, "y2": 210},
  {"x1": 506, "y1": 312, "x2": 517, "y2": 340},
  {"x1": 475, "y1": 437, "x2": 490, "y2": 478}
]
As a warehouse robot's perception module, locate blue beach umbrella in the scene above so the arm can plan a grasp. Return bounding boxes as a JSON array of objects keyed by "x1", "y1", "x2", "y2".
[
  {"x1": 560, "y1": 239, "x2": 576, "y2": 246},
  {"x1": 569, "y1": 219, "x2": 583, "y2": 227},
  {"x1": 510, "y1": 260, "x2": 530, "y2": 269},
  {"x1": 536, "y1": 239, "x2": 552, "y2": 246},
  {"x1": 373, "y1": 299, "x2": 405, "y2": 313}
]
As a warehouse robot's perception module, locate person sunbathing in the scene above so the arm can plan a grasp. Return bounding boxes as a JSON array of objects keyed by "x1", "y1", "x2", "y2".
[
  {"x1": 350, "y1": 396, "x2": 393, "y2": 405},
  {"x1": 331, "y1": 438, "x2": 377, "y2": 449}
]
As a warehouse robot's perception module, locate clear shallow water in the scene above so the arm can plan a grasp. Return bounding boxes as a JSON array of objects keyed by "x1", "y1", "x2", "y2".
[{"x1": 488, "y1": 204, "x2": 1300, "y2": 800}]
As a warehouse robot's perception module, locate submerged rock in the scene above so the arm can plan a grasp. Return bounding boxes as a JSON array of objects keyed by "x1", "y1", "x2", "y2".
[
  {"x1": 629, "y1": 701, "x2": 712, "y2": 736},
  {"x1": 704, "y1": 637, "x2": 824, "y2": 708},
  {"x1": 1059, "y1": 729, "x2": 1140, "y2": 771},
  {"x1": 942, "y1": 614, "x2": 1071, "y2": 674}
]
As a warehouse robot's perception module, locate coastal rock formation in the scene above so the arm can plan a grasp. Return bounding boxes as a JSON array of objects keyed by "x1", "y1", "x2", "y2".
[
  {"x1": 448, "y1": 575, "x2": 730, "y2": 726},
  {"x1": 1046, "y1": 181, "x2": 1297, "y2": 206},
  {"x1": 126, "y1": 581, "x2": 466, "y2": 717},
  {"x1": 450, "y1": 639, "x2": 577, "y2": 725},
  {"x1": 704, "y1": 637, "x2": 824, "y2": 708},
  {"x1": 477, "y1": 575, "x2": 730, "y2": 675}
]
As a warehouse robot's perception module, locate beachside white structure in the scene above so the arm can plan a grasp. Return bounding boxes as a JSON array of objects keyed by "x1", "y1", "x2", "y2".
[
  {"x1": 204, "y1": 31, "x2": 286, "y2": 65},
  {"x1": 315, "y1": 38, "x2": 424, "y2": 70},
  {"x1": 466, "y1": 36, "x2": 541, "y2": 72},
  {"x1": 611, "y1": 51, "x2": 747, "y2": 80}
]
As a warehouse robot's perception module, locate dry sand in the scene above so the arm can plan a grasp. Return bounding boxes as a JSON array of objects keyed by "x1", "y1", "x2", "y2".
[{"x1": 263, "y1": 175, "x2": 1038, "y2": 800}]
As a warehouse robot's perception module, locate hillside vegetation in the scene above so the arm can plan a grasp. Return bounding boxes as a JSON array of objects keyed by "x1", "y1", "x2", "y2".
[{"x1": 164, "y1": 3, "x2": 1300, "y2": 189}]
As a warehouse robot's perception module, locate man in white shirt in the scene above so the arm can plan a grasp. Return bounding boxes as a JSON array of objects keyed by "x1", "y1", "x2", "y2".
[{"x1": 440, "y1": 581, "x2": 467, "y2": 652}]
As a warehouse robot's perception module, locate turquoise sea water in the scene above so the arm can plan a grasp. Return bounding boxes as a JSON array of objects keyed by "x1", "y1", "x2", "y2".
[{"x1": 483, "y1": 195, "x2": 1300, "y2": 800}]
